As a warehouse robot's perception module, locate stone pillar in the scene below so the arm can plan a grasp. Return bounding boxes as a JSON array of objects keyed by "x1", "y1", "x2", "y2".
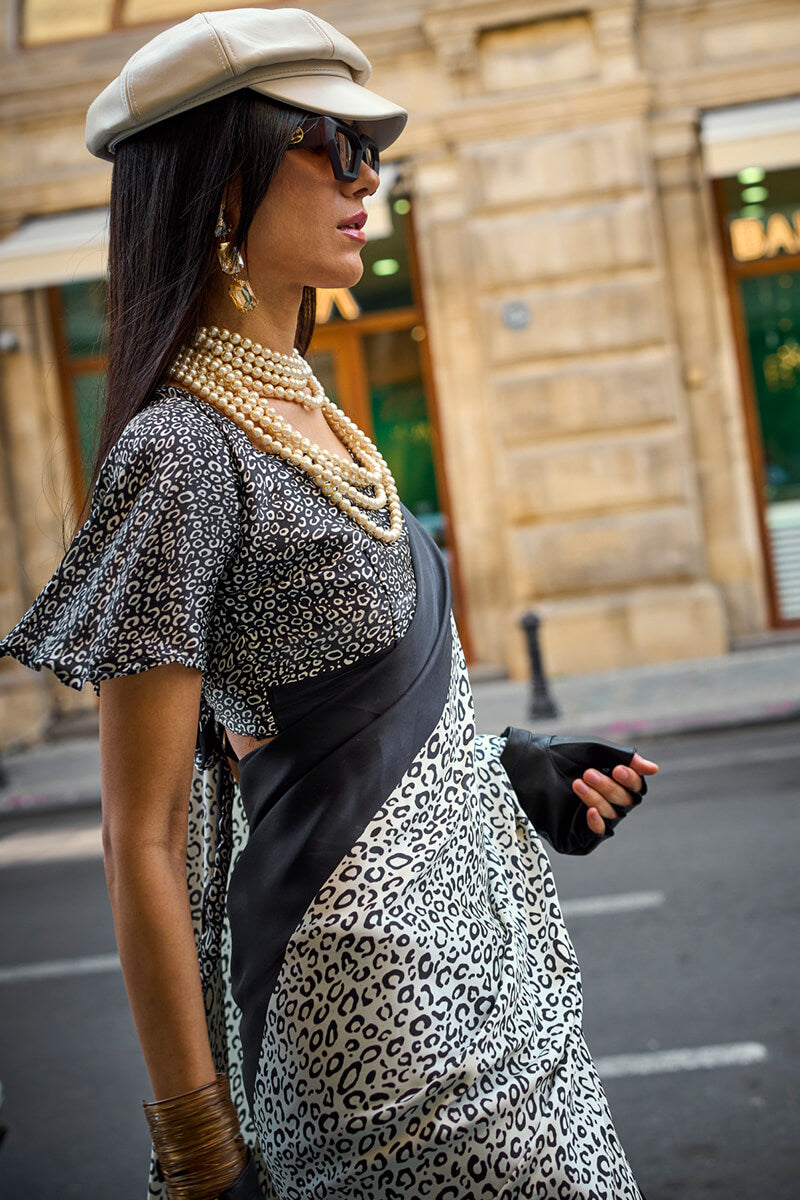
[
  {"x1": 410, "y1": 152, "x2": 511, "y2": 666},
  {"x1": 650, "y1": 115, "x2": 769, "y2": 636},
  {"x1": 0, "y1": 288, "x2": 95, "y2": 749}
]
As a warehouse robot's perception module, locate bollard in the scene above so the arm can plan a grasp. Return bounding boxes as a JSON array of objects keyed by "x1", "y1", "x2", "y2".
[{"x1": 520, "y1": 611, "x2": 560, "y2": 720}]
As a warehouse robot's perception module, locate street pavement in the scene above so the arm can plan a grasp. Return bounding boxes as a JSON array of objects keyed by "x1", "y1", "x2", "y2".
[{"x1": 0, "y1": 717, "x2": 798, "y2": 1198}]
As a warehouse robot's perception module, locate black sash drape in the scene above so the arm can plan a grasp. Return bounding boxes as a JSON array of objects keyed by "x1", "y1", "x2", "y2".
[{"x1": 227, "y1": 512, "x2": 453, "y2": 1101}]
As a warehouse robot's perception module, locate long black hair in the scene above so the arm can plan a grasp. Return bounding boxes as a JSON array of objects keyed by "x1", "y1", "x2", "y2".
[{"x1": 76, "y1": 90, "x2": 316, "y2": 530}]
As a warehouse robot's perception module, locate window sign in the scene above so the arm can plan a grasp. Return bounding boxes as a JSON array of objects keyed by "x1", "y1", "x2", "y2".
[{"x1": 722, "y1": 168, "x2": 800, "y2": 262}]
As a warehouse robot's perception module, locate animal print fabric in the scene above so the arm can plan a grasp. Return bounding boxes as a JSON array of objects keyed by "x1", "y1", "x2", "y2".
[
  {"x1": 250, "y1": 622, "x2": 642, "y2": 1200},
  {"x1": 0, "y1": 386, "x2": 416, "y2": 770},
  {"x1": 147, "y1": 622, "x2": 643, "y2": 1200}
]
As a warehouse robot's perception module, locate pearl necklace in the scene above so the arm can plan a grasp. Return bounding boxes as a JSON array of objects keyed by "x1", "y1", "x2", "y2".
[
  {"x1": 200, "y1": 327, "x2": 326, "y2": 410},
  {"x1": 168, "y1": 327, "x2": 403, "y2": 544}
]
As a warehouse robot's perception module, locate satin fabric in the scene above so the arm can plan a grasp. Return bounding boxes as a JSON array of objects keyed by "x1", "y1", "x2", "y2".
[{"x1": 228, "y1": 512, "x2": 452, "y2": 1100}]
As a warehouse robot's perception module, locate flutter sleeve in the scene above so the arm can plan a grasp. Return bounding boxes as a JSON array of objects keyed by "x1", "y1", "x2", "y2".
[{"x1": 0, "y1": 396, "x2": 240, "y2": 694}]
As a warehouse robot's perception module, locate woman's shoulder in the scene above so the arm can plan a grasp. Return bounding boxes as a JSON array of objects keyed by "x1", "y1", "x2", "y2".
[
  {"x1": 94, "y1": 385, "x2": 241, "y2": 514},
  {"x1": 125, "y1": 383, "x2": 228, "y2": 445},
  {"x1": 107, "y1": 385, "x2": 235, "y2": 474}
]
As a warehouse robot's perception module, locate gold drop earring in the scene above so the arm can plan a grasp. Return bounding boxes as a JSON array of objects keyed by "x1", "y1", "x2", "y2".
[{"x1": 215, "y1": 203, "x2": 258, "y2": 312}]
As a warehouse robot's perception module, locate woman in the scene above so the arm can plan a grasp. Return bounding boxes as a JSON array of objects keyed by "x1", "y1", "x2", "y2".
[{"x1": 0, "y1": 9, "x2": 658, "y2": 1199}]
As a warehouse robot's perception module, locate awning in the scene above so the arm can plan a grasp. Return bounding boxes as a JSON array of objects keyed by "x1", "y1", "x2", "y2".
[
  {"x1": 0, "y1": 207, "x2": 108, "y2": 293},
  {"x1": 701, "y1": 97, "x2": 800, "y2": 177}
]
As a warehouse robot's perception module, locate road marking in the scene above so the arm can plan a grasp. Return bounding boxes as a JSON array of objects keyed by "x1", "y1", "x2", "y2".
[
  {"x1": 596, "y1": 1042, "x2": 768, "y2": 1079},
  {"x1": 561, "y1": 891, "x2": 665, "y2": 918},
  {"x1": 0, "y1": 952, "x2": 120, "y2": 984},
  {"x1": 0, "y1": 825, "x2": 102, "y2": 868}
]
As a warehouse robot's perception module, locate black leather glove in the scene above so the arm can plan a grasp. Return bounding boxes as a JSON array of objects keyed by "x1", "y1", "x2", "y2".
[
  {"x1": 500, "y1": 727, "x2": 647, "y2": 856},
  {"x1": 219, "y1": 1150, "x2": 263, "y2": 1199}
]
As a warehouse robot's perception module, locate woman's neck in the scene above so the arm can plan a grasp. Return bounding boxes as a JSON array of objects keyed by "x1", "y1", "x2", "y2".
[{"x1": 201, "y1": 278, "x2": 305, "y2": 358}]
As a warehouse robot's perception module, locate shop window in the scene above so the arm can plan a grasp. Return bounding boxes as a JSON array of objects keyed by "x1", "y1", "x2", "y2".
[
  {"x1": 48, "y1": 280, "x2": 108, "y2": 499},
  {"x1": 714, "y1": 166, "x2": 800, "y2": 623}
]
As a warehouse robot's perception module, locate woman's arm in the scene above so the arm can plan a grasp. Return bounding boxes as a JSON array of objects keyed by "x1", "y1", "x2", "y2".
[{"x1": 98, "y1": 662, "x2": 215, "y2": 1099}]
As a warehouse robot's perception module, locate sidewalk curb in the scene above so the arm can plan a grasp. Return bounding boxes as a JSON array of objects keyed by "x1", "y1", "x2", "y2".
[{"x1": 542, "y1": 701, "x2": 800, "y2": 744}]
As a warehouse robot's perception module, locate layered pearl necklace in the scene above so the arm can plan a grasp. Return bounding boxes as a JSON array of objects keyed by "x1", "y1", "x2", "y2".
[{"x1": 168, "y1": 326, "x2": 403, "y2": 544}]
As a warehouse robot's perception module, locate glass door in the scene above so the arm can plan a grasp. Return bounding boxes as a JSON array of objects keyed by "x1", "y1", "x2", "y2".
[
  {"x1": 739, "y1": 271, "x2": 800, "y2": 618},
  {"x1": 364, "y1": 327, "x2": 443, "y2": 546},
  {"x1": 309, "y1": 322, "x2": 444, "y2": 542},
  {"x1": 47, "y1": 280, "x2": 108, "y2": 504}
]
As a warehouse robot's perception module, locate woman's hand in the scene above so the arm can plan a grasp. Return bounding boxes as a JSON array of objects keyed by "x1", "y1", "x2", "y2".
[{"x1": 573, "y1": 752, "x2": 659, "y2": 836}]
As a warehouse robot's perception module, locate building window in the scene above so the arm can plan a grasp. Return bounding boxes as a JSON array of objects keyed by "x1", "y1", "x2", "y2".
[
  {"x1": 714, "y1": 166, "x2": 800, "y2": 623},
  {"x1": 48, "y1": 280, "x2": 108, "y2": 502}
]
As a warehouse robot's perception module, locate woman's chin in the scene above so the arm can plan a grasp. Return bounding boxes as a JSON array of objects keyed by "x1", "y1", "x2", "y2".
[{"x1": 311, "y1": 258, "x2": 365, "y2": 291}]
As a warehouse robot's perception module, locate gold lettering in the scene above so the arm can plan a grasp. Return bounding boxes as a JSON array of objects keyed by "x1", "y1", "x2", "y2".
[
  {"x1": 730, "y1": 218, "x2": 766, "y2": 262},
  {"x1": 764, "y1": 213, "x2": 800, "y2": 257}
]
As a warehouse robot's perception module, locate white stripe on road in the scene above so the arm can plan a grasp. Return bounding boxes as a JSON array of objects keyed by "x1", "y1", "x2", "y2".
[
  {"x1": 561, "y1": 891, "x2": 665, "y2": 918},
  {"x1": 0, "y1": 825, "x2": 103, "y2": 867},
  {"x1": 596, "y1": 1042, "x2": 768, "y2": 1079},
  {"x1": 0, "y1": 956, "x2": 772, "y2": 1088},
  {"x1": 0, "y1": 952, "x2": 120, "y2": 984}
]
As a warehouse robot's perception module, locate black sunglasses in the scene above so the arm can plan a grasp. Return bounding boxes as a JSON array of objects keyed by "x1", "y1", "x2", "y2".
[{"x1": 286, "y1": 114, "x2": 380, "y2": 182}]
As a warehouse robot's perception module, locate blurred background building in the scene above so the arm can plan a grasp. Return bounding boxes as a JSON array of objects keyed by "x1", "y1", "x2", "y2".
[{"x1": 1, "y1": 0, "x2": 799, "y2": 747}]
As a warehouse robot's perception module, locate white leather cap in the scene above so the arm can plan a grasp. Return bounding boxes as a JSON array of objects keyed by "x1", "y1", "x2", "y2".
[{"x1": 85, "y1": 7, "x2": 408, "y2": 161}]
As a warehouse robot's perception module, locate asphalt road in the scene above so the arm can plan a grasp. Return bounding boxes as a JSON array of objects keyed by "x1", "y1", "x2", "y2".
[{"x1": 0, "y1": 720, "x2": 798, "y2": 1199}]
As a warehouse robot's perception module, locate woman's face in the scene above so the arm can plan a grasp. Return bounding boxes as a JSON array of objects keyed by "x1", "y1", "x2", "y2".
[{"x1": 241, "y1": 121, "x2": 379, "y2": 297}]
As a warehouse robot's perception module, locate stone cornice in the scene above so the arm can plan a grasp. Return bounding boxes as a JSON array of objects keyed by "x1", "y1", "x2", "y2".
[
  {"x1": 423, "y1": 0, "x2": 639, "y2": 75},
  {"x1": 640, "y1": 0, "x2": 793, "y2": 20},
  {"x1": 412, "y1": 74, "x2": 652, "y2": 150},
  {"x1": 0, "y1": 26, "x2": 152, "y2": 103},
  {"x1": 651, "y1": 52, "x2": 800, "y2": 114}
]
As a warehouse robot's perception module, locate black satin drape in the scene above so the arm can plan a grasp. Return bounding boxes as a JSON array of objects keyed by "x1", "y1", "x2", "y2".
[{"x1": 227, "y1": 512, "x2": 453, "y2": 1100}]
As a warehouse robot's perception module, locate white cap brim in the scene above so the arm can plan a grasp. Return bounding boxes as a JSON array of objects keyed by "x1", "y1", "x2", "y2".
[{"x1": 250, "y1": 72, "x2": 407, "y2": 151}]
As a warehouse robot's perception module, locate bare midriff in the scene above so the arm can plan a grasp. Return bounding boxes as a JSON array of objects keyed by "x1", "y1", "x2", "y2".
[{"x1": 223, "y1": 728, "x2": 274, "y2": 784}]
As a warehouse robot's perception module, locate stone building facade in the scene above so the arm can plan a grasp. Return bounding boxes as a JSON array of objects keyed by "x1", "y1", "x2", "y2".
[{"x1": 1, "y1": 0, "x2": 799, "y2": 748}]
